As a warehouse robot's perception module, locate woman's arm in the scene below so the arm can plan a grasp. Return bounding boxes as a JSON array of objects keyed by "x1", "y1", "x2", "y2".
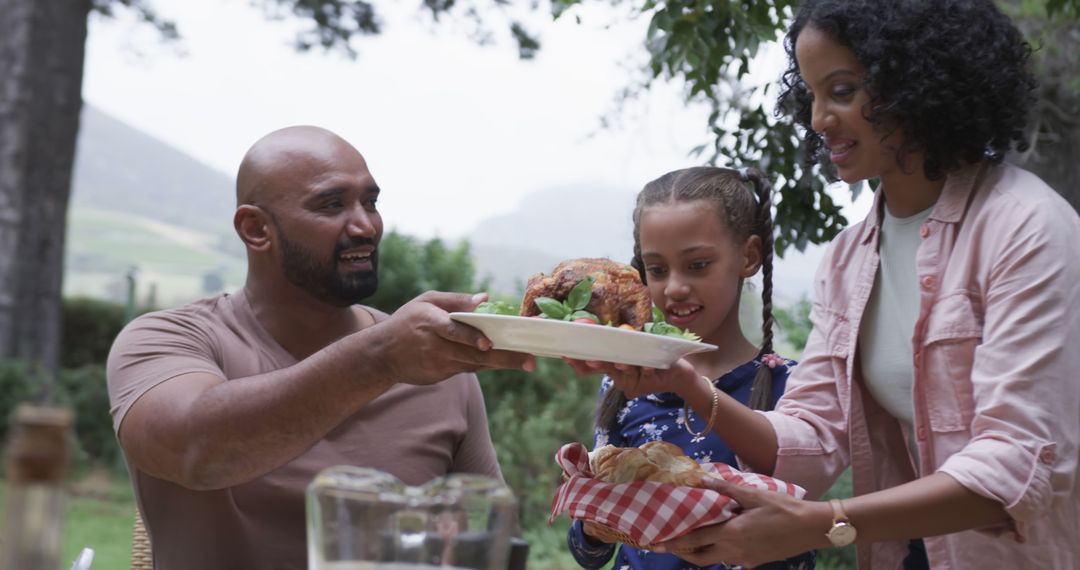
[{"x1": 655, "y1": 472, "x2": 1007, "y2": 568}]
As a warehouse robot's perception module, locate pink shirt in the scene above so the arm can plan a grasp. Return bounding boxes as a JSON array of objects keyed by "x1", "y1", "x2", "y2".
[{"x1": 763, "y1": 163, "x2": 1080, "y2": 569}]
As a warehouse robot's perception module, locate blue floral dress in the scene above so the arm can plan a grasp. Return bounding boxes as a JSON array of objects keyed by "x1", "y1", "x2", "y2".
[{"x1": 566, "y1": 356, "x2": 816, "y2": 570}]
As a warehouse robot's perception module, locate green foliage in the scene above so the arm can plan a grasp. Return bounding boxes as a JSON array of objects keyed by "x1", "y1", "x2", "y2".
[
  {"x1": 550, "y1": 0, "x2": 847, "y2": 255},
  {"x1": 55, "y1": 365, "x2": 120, "y2": 468},
  {"x1": 95, "y1": 0, "x2": 541, "y2": 61},
  {"x1": 1045, "y1": 0, "x2": 1080, "y2": 18},
  {"x1": 478, "y1": 359, "x2": 599, "y2": 547},
  {"x1": 644, "y1": 306, "x2": 701, "y2": 341},
  {"x1": 474, "y1": 300, "x2": 521, "y2": 315},
  {"x1": 3, "y1": 296, "x2": 141, "y2": 469},
  {"x1": 646, "y1": 0, "x2": 848, "y2": 255},
  {"x1": 774, "y1": 295, "x2": 813, "y2": 353},
  {"x1": 58, "y1": 297, "x2": 133, "y2": 467},
  {"x1": 60, "y1": 297, "x2": 131, "y2": 369},
  {"x1": 364, "y1": 231, "x2": 479, "y2": 313},
  {"x1": 90, "y1": 0, "x2": 179, "y2": 40},
  {"x1": 0, "y1": 360, "x2": 41, "y2": 443}
]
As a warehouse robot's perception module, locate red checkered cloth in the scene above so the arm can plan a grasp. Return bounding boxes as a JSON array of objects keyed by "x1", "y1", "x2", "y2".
[{"x1": 549, "y1": 442, "x2": 806, "y2": 546}]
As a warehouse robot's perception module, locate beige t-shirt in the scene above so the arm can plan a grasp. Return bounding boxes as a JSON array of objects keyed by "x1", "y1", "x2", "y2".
[{"x1": 106, "y1": 289, "x2": 503, "y2": 570}]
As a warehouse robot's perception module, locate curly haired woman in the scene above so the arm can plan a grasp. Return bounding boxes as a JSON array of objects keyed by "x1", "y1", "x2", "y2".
[{"x1": 572, "y1": 1, "x2": 1080, "y2": 568}]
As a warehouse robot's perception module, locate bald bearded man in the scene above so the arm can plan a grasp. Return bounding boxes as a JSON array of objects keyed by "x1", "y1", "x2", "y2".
[{"x1": 106, "y1": 126, "x2": 534, "y2": 570}]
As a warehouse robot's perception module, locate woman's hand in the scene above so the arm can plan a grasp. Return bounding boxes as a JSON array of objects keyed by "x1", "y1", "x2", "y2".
[
  {"x1": 653, "y1": 476, "x2": 831, "y2": 568},
  {"x1": 562, "y1": 358, "x2": 698, "y2": 398}
]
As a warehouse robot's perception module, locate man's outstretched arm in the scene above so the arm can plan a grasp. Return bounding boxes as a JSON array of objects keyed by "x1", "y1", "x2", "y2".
[{"x1": 116, "y1": 291, "x2": 533, "y2": 490}]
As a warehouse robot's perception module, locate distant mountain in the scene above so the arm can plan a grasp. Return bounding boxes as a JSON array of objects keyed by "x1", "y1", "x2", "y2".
[
  {"x1": 467, "y1": 243, "x2": 561, "y2": 298},
  {"x1": 72, "y1": 106, "x2": 235, "y2": 237},
  {"x1": 466, "y1": 184, "x2": 638, "y2": 261},
  {"x1": 463, "y1": 185, "x2": 641, "y2": 296}
]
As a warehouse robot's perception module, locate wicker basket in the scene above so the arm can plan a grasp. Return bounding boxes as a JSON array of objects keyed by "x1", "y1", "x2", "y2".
[
  {"x1": 131, "y1": 509, "x2": 153, "y2": 570},
  {"x1": 581, "y1": 520, "x2": 698, "y2": 554}
]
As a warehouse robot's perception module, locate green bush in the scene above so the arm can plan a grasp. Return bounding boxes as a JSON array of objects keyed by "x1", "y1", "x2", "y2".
[
  {"x1": 3, "y1": 295, "x2": 122, "y2": 470},
  {"x1": 365, "y1": 232, "x2": 477, "y2": 313},
  {"x1": 0, "y1": 360, "x2": 41, "y2": 443},
  {"x1": 53, "y1": 297, "x2": 130, "y2": 469},
  {"x1": 478, "y1": 358, "x2": 599, "y2": 568},
  {"x1": 60, "y1": 296, "x2": 133, "y2": 369},
  {"x1": 55, "y1": 365, "x2": 119, "y2": 469}
]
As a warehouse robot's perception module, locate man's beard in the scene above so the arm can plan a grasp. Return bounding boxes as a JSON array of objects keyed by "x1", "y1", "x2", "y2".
[{"x1": 277, "y1": 230, "x2": 379, "y2": 307}]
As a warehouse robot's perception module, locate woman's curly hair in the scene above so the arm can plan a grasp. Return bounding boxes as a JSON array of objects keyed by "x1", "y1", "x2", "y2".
[{"x1": 777, "y1": 0, "x2": 1037, "y2": 181}]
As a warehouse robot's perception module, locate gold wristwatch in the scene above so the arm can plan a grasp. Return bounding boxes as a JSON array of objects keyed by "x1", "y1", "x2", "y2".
[{"x1": 825, "y1": 498, "x2": 857, "y2": 547}]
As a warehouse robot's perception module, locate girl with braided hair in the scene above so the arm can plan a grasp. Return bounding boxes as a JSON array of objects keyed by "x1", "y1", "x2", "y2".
[{"x1": 565, "y1": 167, "x2": 815, "y2": 570}]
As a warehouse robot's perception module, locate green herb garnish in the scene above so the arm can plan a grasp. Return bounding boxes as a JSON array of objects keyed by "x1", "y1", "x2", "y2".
[
  {"x1": 534, "y1": 276, "x2": 602, "y2": 322},
  {"x1": 644, "y1": 307, "x2": 701, "y2": 341},
  {"x1": 474, "y1": 300, "x2": 520, "y2": 315}
]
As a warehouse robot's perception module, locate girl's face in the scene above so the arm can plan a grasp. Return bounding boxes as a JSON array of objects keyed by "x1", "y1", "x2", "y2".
[
  {"x1": 638, "y1": 200, "x2": 761, "y2": 345},
  {"x1": 795, "y1": 24, "x2": 901, "y2": 184}
]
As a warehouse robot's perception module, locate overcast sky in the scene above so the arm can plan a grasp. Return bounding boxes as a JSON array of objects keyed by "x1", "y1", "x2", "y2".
[
  {"x1": 83, "y1": 1, "x2": 714, "y2": 235},
  {"x1": 81, "y1": 0, "x2": 871, "y2": 298}
]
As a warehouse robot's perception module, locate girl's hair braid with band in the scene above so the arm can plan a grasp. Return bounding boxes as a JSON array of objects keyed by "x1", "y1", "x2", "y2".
[
  {"x1": 743, "y1": 168, "x2": 777, "y2": 412},
  {"x1": 598, "y1": 167, "x2": 779, "y2": 432}
]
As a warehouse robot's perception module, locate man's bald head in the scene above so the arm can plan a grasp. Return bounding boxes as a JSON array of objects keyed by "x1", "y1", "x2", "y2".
[
  {"x1": 233, "y1": 125, "x2": 383, "y2": 306},
  {"x1": 235, "y1": 126, "x2": 366, "y2": 208}
]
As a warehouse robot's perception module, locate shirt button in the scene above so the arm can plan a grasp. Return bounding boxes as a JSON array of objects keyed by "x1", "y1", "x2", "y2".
[
  {"x1": 920, "y1": 275, "x2": 937, "y2": 290},
  {"x1": 920, "y1": 225, "x2": 931, "y2": 238},
  {"x1": 1040, "y1": 448, "x2": 1056, "y2": 464},
  {"x1": 917, "y1": 426, "x2": 927, "y2": 441}
]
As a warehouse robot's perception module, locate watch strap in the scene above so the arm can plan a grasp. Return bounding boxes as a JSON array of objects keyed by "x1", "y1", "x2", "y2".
[
  {"x1": 825, "y1": 498, "x2": 857, "y2": 547},
  {"x1": 830, "y1": 498, "x2": 850, "y2": 525}
]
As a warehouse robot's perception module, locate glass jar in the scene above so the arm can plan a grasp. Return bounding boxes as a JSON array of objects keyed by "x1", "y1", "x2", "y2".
[{"x1": 306, "y1": 466, "x2": 517, "y2": 570}]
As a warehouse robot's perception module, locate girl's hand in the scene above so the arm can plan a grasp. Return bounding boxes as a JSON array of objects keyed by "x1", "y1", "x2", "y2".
[
  {"x1": 562, "y1": 358, "x2": 698, "y2": 398},
  {"x1": 653, "y1": 477, "x2": 830, "y2": 568}
]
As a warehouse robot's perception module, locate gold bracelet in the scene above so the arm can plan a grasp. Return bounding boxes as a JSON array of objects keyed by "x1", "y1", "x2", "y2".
[{"x1": 683, "y1": 375, "x2": 719, "y2": 437}]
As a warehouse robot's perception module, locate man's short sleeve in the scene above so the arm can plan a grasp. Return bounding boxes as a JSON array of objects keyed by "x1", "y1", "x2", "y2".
[{"x1": 106, "y1": 309, "x2": 225, "y2": 434}]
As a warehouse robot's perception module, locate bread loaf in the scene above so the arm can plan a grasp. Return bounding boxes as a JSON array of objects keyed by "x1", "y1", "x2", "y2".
[{"x1": 589, "y1": 441, "x2": 704, "y2": 487}]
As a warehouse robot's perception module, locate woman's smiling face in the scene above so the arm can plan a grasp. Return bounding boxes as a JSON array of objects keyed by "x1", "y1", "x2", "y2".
[{"x1": 795, "y1": 24, "x2": 901, "y2": 184}]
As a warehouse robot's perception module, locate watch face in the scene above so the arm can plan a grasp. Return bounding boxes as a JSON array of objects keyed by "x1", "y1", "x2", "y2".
[{"x1": 828, "y1": 523, "x2": 857, "y2": 547}]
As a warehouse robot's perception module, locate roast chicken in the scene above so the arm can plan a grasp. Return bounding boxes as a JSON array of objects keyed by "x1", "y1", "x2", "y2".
[{"x1": 519, "y1": 258, "x2": 652, "y2": 328}]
